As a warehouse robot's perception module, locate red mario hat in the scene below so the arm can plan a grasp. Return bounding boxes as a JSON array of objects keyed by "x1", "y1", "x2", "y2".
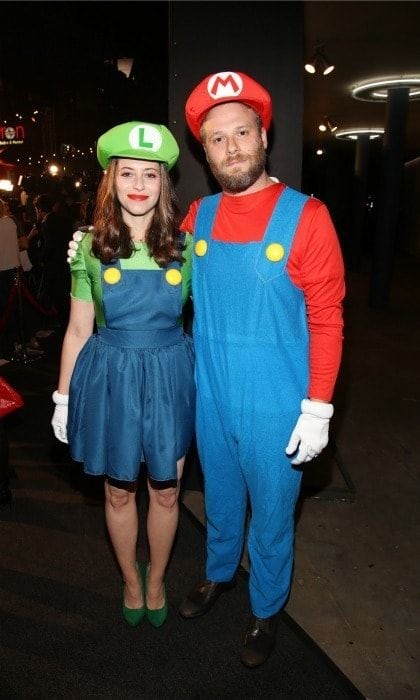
[{"x1": 185, "y1": 71, "x2": 272, "y2": 141}]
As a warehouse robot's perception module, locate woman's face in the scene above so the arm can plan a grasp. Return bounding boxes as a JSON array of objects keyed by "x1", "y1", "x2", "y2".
[{"x1": 115, "y1": 158, "x2": 161, "y2": 222}]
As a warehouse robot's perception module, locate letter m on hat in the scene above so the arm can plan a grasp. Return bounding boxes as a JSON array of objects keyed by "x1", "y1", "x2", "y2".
[{"x1": 207, "y1": 72, "x2": 243, "y2": 99}]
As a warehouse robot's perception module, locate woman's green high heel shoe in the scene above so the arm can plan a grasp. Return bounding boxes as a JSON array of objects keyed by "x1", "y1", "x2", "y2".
[
  {"x1": 145, "y1": 563, "x2": 168, "y2": 628},
  {"x1": 122, "y1": 562, "x2": 146, "y2": 627}
]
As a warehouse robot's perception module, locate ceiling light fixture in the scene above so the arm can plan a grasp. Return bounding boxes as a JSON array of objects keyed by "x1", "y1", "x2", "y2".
[
  {"x1": 318, "y1": 116, "x2": 338, "y2": 133},
  {"x1": 352, "y1": 76, "x2": 420, "y2": 101},
  {"x1": 305, "y1": 44, "x2": 335, "y2": 76},
  {"x1": 334, "y1": 128, "x2": 385, "y2": 141}
]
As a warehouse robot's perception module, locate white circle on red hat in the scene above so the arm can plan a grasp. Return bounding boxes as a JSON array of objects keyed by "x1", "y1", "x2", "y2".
[
  {"x1": 128, "y1": 124, "x2": 162, "y2": 152},
  {"x1": 207, "y1": 72, "x2": 244, "y2": 101}
]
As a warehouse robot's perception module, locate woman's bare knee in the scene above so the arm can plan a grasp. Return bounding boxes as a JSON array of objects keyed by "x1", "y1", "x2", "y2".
[
  {"x1": 154, "y1": 487, "x2": 178, "y2": 509},
  {"x1": 105, "y1": 483, "x2": 132, "y2": 510}
]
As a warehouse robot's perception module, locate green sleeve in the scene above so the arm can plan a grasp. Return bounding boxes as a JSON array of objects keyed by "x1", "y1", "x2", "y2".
[
  {"x1": 70, "y1": 233, "x2": 93, "y2": 301},
  {"x1": 70, "y1": 233, "x2": 105, "y2": 327},
  {"x1": 181, "y1": 233, "x2": 193, "y2": 305}
]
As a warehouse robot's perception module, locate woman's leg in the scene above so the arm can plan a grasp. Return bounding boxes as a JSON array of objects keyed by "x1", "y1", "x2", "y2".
[
  {"x1": 146, "y1": 457, "x2": 185, "y2": 609},
  {"x1": 104, "y1": 479, "x2": 142, "y2": 609}
]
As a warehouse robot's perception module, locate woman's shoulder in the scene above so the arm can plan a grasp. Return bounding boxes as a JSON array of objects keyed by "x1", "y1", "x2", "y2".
[
  {"x1": 180, "y1": 232, "x2": 193, "y2": 270},
  {"x1": 70, "y1": 227, "x2": 97, "y2": 274},
  {"x1": 177, "y1": 230, "x2": 193, "y2": 247},
  {"x1": 184, "y1": 232, "x2": 194, "y2": 253},
  {"x1": 178, "y1": 230, "x2": 193, "y2": 250},
  {"x1": 79, "y1": 226, "x2": 94, "y2": 251}
]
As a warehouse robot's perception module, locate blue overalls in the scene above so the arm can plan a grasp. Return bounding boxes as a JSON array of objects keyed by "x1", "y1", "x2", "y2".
[
  {"x1": 192, "y1": 187, "x2": 309, "y2": 618},
  {"x1": 68, "y1": 249, "x2": 195, "y2": 484}
]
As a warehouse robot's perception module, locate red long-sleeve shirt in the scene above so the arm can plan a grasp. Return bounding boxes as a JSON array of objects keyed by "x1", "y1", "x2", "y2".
[{"x1": 181, "y1": 182, "x2": 345, "y2": 401}]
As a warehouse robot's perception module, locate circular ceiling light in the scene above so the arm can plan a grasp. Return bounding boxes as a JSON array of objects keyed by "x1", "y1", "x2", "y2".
[
  {"x1": 352, "y1": 77, "x2": 420, "y2": 101},
  {"x1": 335, "y1": 128, "x2": 385, "y2": 141}
]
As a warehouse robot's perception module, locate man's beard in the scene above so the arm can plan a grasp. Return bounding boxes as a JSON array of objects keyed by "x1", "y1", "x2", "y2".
[{"x1": 207, "y1": 141, "x2": 267, "y2": 194}]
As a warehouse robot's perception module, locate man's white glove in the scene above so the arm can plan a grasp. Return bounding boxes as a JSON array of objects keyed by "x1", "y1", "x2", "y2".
[
  {"x1": 285, "y1": 399, "x2": 334, "y2": 465},
  {"x1": 66, "y1": 227, "x2": 92, "y2": 263},
  {"x1": 51, "y1": 391, "x2": 69, "y2": 444}
]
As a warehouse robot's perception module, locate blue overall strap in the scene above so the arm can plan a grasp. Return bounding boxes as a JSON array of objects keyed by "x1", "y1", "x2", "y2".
[
  {"x1": 255, "y1": 186, "x2": 309, "y2": 282},
  {"x1": 195, "y1": 193, "x2": 223, "y2": 243},
  {"x1": 192, "y1": 194, "x2": 222, "y2": 278}
]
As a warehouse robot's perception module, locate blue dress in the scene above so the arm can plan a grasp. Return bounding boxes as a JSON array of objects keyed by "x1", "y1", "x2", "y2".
[{"x1": 67, "y1": 234, "x2": 195, "y2": 485}]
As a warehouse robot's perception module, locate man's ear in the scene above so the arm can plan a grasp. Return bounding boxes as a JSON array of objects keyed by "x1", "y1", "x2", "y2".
[{"x1": 261, "y1": 128, "x2": 268, "y2": 150}]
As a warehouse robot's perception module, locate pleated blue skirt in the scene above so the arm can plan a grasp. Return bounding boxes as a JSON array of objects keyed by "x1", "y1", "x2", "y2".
[{"x1": 67, "y1": 333, "x2": 195, "y2": 484}]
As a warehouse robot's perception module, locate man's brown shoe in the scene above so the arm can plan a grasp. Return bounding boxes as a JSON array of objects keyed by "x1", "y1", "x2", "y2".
[
  {"x1": 240, "y1": 615, "x2": 278, "y2": 668},
  {"x1": 179, "y1": 579, "x2": 235, "y2": 619}
]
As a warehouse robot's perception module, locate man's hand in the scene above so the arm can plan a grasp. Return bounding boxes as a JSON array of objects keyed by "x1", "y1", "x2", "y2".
[
  {"x1": 67, "y1": 227, "x2": 91, "y2": 263},
  {"x1": 285, "y1": 399, "x2": 334, "y2": 465},
  {"x1": 51, "y1": 391, "x2": 69, "y2": 444}
]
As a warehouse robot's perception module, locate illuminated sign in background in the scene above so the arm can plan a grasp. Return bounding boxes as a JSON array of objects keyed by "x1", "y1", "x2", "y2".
[{"x1": 0, "y1": 125, "x2": 25, "y2": 146}]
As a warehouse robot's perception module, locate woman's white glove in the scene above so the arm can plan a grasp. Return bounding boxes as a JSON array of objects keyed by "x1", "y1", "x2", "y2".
[
  {"x1": 51, "y1": 391, "x2": 69, "y2": 444},
  {"x1": 285, "y1": 399, "x2": 334, "y2": 465},
  {"x1": 66, "y1": 227, "x2": 92, "y2": 263}
]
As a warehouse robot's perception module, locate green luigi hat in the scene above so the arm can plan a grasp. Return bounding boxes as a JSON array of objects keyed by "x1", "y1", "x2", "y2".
[{"x1": 97, "y1": 121, "x2": 179, "y2": 171}]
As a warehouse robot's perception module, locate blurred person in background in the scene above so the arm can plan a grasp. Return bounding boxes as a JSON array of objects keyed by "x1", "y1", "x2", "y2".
[
  {"x1": 32, "y1": 193, "x2": 72, "y2": 327},
  {"x1": 0, "y1": 198, "x2": 21, "y2": 358}
]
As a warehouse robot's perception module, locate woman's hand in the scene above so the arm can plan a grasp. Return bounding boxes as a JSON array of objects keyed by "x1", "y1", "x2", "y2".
[{"x1": 51, "y1": 391, "x2": 69, "y2": 443}]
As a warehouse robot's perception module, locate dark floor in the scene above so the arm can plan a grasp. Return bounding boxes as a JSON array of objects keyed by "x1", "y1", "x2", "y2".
[
  {"x1": 288, "y1": 252, "x2": 419, "y2": 699},
  {"x1": 1, "y1": 252, "x2": 419, "y2": 699},
  {"x1": 286, "y1": 255, "x2": 420, "y2": 700}
]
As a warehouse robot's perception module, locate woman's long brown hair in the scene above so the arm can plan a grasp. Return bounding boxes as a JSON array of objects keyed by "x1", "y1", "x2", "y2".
[{"x1": 91, "y1": 159, "x2": 183, "y2": 266}]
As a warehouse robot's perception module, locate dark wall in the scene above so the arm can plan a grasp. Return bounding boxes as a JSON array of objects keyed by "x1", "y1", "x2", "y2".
[
  {"x1": 401, "y1": 157, "x2": 420, "y2": 257},
  {"x1": 168, "y1": 1, "x2": 304, "y2": 214}
]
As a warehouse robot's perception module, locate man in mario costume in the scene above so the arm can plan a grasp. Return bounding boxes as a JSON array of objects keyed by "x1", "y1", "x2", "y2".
[{"x1": 178, "y1": 71, "x2": 345, "y2": 668}]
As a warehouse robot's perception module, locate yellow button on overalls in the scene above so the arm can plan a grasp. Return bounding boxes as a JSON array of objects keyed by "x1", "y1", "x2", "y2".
[
  {"x1": 165, "y1": 269, "x2": 182, "y2": 285},
  {"x1": 265, "y1": 243, "x2": 285, "y2": 262},
  {"x1": 195, "y1": 240, "x2": 208, "y2": 257},
  {"x1": 103, "y1": 267, "x2": 121, "y2": 284}
]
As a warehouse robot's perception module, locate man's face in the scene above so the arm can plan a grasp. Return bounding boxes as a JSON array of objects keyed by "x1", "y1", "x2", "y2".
[{"x1": 201, "y1": 102, "x2": 267, "y2": 194}]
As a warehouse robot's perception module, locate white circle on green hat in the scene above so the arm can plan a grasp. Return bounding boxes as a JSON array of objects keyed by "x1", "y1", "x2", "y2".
[{"x1": 128, "y1": 124, "x2": 162, "y2": 152}]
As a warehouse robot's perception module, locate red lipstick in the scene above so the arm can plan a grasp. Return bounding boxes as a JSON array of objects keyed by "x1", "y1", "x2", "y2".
[{"x1": 128, "y1": 194, "x2": 149, "y2": 201}]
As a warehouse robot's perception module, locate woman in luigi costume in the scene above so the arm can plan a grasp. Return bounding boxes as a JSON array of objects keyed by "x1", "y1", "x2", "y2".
[{"x1": 51, "y1": 121, "x2": 195, "y2": 628}]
